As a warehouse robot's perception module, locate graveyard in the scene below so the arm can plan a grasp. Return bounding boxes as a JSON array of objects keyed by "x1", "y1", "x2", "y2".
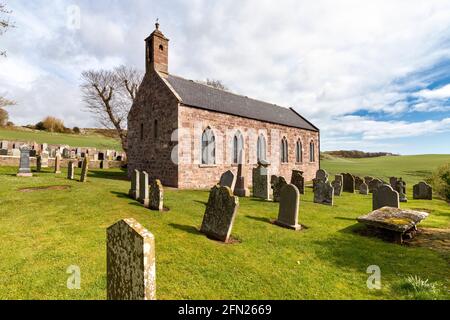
[{"x1": 0, "y1": 160, "x2": 448, "y2": 300}]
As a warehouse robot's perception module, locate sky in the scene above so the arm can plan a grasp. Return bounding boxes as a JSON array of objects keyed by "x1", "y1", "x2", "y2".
[{"x1": 0, "y1": 0, "x2": 449, "y2": 155}]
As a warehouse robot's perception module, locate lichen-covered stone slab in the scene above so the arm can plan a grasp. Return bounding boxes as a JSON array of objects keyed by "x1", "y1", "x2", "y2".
[
  {"x1": 357, "y1": 207, "x2": 428, "y2": 233},
  {"x1": 275, "y1": 184, "x2": 301, "y2": 230},
  {"x1": 253, "y1": 165, "x2": 270, "y2": 200},
  {"x1": 150, "y1": 179, "x2": 164, "y2": 211},
  {"x1": 219, "y1": 170, "x2": 236, "y2": 191},
  {"x1": 271, "y1": 175, "x2": 287, "y2": 202},
  {"x1": 413, "y1": 182, "x2": 432, "y2": 200},
  {"x1": 200, "y1": 185, "x2": 239, "y2": 242},
  {"x1": 129, "y1": 169, "x2": 140, "y2": 200},
  {"x1": 290, "y1": 170, "x2": 305, "y2": 194},
  {"x1": 373, "y1": 184, "x2": 399, "y2": 210},
  {"x1": 314, "y1": 180, "x2": 334, "y2": 206},
  {"x1": 107, "y1": 218, "x2": 156, "y2": 300}
]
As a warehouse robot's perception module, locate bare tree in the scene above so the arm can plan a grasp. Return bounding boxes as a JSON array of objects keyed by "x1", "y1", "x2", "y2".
[
  {"x1": 205, "y1": 78, "x2": 228, "y2": 91},
  {"x1": 80, "y1": 66, "x2": 143, "y2": 153},
  {"x1": 1, "y1": 2, "x2": 15, "y2": 57}
]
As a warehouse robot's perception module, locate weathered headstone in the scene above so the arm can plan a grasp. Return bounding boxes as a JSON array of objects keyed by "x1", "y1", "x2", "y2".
[
  {"x1": 331, "y1": 174, "x2": 343, "y2": 196},
  {"x1": 200, "y1": 185, "x2": 239, "y2": 243},
  {"x1": 36, "y1": 155, "x2": 42, "y2": 172},
  {"x1": 41, "y1": 151, "x2": 49, "y2": 168},
  {"x1": 252, "y1": 164, "x2": 270, "y2": 200},
  {"x1": 364, "y1": 176, "x2": 373, "y2": 185},
  {"x1": 138, "y1": 171, "x2": 150, "y2": 207},
  {"x1": 354, "y1": 176, "x2": 364, "y2": 191},
  {"x1": 234, "y1": 162, "x2": 249, "y2": 197},
  {"x1": 129, "y1": 169, "x2": 140, "y2": 200},
  {"x1": 313, "y1": 169, "x2": 329, "y2": 190},
  {"x1": 107, "y1": 218, "x2": 156, "y2": 300},
  {"x1": 271, "y1": 175, "x2": 287, "y2": 202},
  {"x1": 389, "y1": 177, "x2": 398, "y2": 190},
  {"x1": 413, "y1": 182, "x2": 432, "y2": 200},
  {"x1": 219, "y1": 170, "x2": 236, "y2": 191},
  {"x1": 373, "y1": 184, "x2": 399, "y2": 210},
  {"x1": 275, "y1": 184, "x2": 302, "y2": 230},
  {"x1": 17, "y1": 145, "x2": 33, "y2": 177},
  {"x1": 80, "y1": 157, "x2": 89, "y2": 182},
  {"x1": 290, "y1": 170, "x2": 305, "y2": 194},
  {"x1": 396, "y1": 178, "x2": 407, "y2": 202},
  {"x1": 314, "y1": 180, "x2": 334, "y2": 206},
  {"x1": 359, "y1": 182, "x2": 369, "y2": 195},
  {"x1": 149, "y1": 179, "x2": 164, "y2": 211},
  {"x1": 54, "y1": 155, "x2": 61, "y2": 174},
  {"x1": 342, "y1": 173, "x2": 355, "y2": 193},
  {"x1": 368, "y1": 178, "x2": 383, "y2": 193},
  {"x1": 67, "y1": 161, "x2": 75, "y2": 180}
]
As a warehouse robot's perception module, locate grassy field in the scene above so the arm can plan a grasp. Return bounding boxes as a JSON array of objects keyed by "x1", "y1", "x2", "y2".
[
  {"x1": 0, "y1": 128, "x2": 122, "y2": 150},
  {"x1": 322, "y1": 154, "x2": 450, "y2": 186},
  {"x1": 0, "y1": 163, "x2": 448, "y2": 300}
]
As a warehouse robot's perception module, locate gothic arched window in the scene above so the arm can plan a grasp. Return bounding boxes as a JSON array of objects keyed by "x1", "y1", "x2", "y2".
[
  {"x1": 310, "y1": 141, "x2": 315, "y2": 162},
  {"x1": 296, "y1": 140, "x2": 302, "y2": 163},
  {"x1": 233, "y1": 131, "x2": 244, "y2": 164},
  {"x1": 257, "y1": 134, "x2": 267, "y2": 162},
  {"x1": 281, "y1": 137, "x2": 288, "y2": 163},
  {"x1": 201, "y1": 127, "x2": 215, "y2": 165}
]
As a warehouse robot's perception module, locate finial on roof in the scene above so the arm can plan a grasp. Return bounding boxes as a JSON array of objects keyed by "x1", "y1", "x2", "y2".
[{"x1": 155, "y1": 18, "x2": 160, "y2": 30}]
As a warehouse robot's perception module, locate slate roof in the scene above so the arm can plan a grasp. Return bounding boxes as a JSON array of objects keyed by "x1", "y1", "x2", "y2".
[{"x1": 166, "y1": 74, "x2": 319, "y2": 132}]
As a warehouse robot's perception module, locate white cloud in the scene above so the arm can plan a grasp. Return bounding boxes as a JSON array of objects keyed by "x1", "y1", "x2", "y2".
[{"x1": 414, "y1": 83, "x2": 450, "y2": 99}]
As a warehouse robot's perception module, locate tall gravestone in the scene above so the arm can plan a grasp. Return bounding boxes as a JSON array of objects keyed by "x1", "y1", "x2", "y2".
[
  {"x1": 413, "y1": 182, "x2": 432, "y2": 200},
  {"x1": 389, "y1": 177, "x2": 398, "y2": 190},
  {"x1": 67, "y1": 161, "x2": 75, "y2": 180},
  {"x1": 139, "y1": 171, "x2": 150, "y2": 208},
  {"x1": 396, "y1": 178, "x2": 408, "y2": 203},
  {"x1": 271, "y1": 175, "x2": 287, "y2": 202},
  {"x1": 36, "y1": 155, "x2": 42, "y2": 172},
  {"x1": 17, "y1": 145, "x2": 33, "y2": 177},
  {"x1": 290, "y1": 170, "x2": 305, "y2": 194},
  {"x1": 41, "y1": 151, "x2": 49, "y2": 168},
  {"x1": 54, "y1": 155, "x2": 61, "y2": 174},
  {"x1": 150, "y1": 179, "x2": 164, "y2": 211},
  {"x1": 200, "y1": 185, "x2": 239, "y2": 243},
  {"x1": 219, "y1": 170, "x2": 236, "y2": 191},
  {"x1": 275, "y1": 184, "x2": 302, "y2": 230},
  {"x1": 342, "y1": 173, "x2": 355, "y2": 193},
  {"x1": 369, "y1": 178, "x2": 383, "y2": 193},
  {"x1": 129, "y1": 169, "x2": 140, "y2": 200},
  {"x1": 80, "y1": 157, "x2": 89, "y2": 182},
  {"x1": 314, "y1": 180, "x2": 334, "y2": 206},
  {"x1": 107, "y1": 218, "x2": 156, "y2": 300},
  {"x1": 234, "y1": 161, "x2": 249, "y2": 197},
  {"x1": 360, "y1": 182, "x2": 369, "y2": 195},
  {"x1": 252, "y1": 163, "x2": 270, "y2": 200},
  {"x1": 373, "y1": 184, "x2": 400, "y2": 210},
  {"x1": 331, "y1": 174, "x2": 343, "y2": 196}
]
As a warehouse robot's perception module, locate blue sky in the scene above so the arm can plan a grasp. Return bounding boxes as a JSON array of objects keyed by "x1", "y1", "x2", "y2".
[{"x1": 0, "y1": 0, "x2": 449, "y2": 154}]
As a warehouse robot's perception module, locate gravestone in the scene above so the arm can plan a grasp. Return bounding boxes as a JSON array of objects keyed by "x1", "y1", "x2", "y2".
[
  {"x1": 373, "y1": 184, "x2": 399, "y2": 210},
  {"x1": 354, "y1": 176, "x2": 364, "y2": 191},
  {"x1": 364, "y1": 176, "x2": 374, "y2": 185},
  {"x1": 290, "y1": 170, "x2": 305, "y2": 194},
  {"x1": 234, "y1": 162, "x2": 249, "y2": 197},
  {"x1": 200, "y1": 185, "x2": 239, "y2": 243},
  {"x1": 36, "y1": 155, "x2": 42, "y2": 172},
  {"x1": 313, "y1": 169, "x2": 329, "y2": 190},
  {"x1": 314, "y1": 180, "x2": 334, "y2": 206},
  {"x1": 54, "y1": 155, "x2": 61, "y2": 174},
  {"x1": 342, "y1": 173, "x2": 355, "y2": 193},
  {"x1": 413, "y1": 182, "x2": 432, "y2": 200},
  {"x1": 12, "y1": 148, "x2": 20, "y2": 157},
  {"x1": 360, "y1": 182, "x2": 369, "y2": 195},
  {"x1": 138, "y1": 171, "x2": 150, "y2": 208},
  {"x1": 67, "y1": 161, "x2": 75, "y2": 180},
  {"x1": 0, "y1": 149, "x2": 7, "y2": 155},
  {"x1": 41, "y1": 151, "x2": 49, "y2": 168},
  {"x1": 80, "y1": 157, "x2": 89, "y2": 182},
  {"x1": 331, "y1": 174, "x2": 343, "y2": 196},
  {"x1": 368, "y1": 178, "x2": 383, "y2": 193},
  {"x1": 275, "y1": 184, "x2": 302, "y2": 230},
  {"x1": 252, "y1": 164, "x2": 270, "y2": 200},
  {"x1": 149, "y1": 179, "x2": 164, "y2": 211},
  {"x1": 101, "y1": 160, "x2": 109, "y2": 170},
  {"x1": 396, "y1": 178, "x2": 408, "y2": 202},
  {"x1": 129, "y1": 169, "x2": 140, "y2": 200},
  {"x1": 17, "y1": 145, "x2": 33, "y2": 177},
  {"x1": 107, "y1": 218, "x2": 156, "y2": 300},
  {"x1": 271, "y1": 175, "x2": 287, "y2": 202},
  {"x1": 389, "y1": 177, "x2": 398, "y2": 190},
  {"x1": 219, "y1": 170, "x2": 236, "y2": 191}
]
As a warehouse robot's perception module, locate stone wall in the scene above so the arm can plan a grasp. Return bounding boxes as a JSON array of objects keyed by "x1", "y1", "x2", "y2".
[
  {"x1": 0, "y1": 156, "x2": 123, "y2": 169},
  {"x1": 127, "y1": 69, "x2": 180, "y2": 187},
  {"x1": 177, "y1": 105, "x2": 320, "y2": 189}
]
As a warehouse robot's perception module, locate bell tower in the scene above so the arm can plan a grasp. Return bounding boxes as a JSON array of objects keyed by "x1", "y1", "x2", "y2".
[{"x1": 145, "y1": 20, "x2": 169, "y2": 76}]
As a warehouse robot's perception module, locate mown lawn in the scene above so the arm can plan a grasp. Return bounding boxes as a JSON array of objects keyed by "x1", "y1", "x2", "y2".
[
  {"x1": 322, "y1": 154, "x2": 450, "y2": 186},
  {"x1": 0, "y1": 128, "x2": 122, "y2": 150},
  {"x1": 0, "y1": 165, "x2": 448, "y2": 300}
]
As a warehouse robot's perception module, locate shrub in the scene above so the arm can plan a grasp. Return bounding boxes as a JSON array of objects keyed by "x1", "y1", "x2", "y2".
[
  {"x1": 427, "y1": 163, "x2": 450, "y2": 201},
  {"x1": 399, "y1": 275, "x2": 444, "y2": 300},
  {"x1": 6, "y1": 121, "x2": 14, "y2": 127},
  {"x1": 0, "y1": 107, "x2": 8, "y2": 127},
  {"x1": 39, "y1": 116, "x2": 66, "y2": 133},
  {"x1": 73, "y1": 126, "x2": 81, "y2": 134},
  {"x1": 35, "y1": 121, "x2": 45, "y2": 131}
]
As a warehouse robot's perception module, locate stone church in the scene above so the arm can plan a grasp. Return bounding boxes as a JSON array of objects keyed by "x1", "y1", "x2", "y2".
[{"x1": 128, "y1": 23, "x2": 320, "y2": 189}]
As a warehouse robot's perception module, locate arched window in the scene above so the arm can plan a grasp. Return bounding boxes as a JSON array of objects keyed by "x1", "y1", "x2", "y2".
[
  {"x1": 310, "y1": 141, "x2": 315, "y2": 162},
  {"x1": 201, "y1": 127, "x2": 215, "y2": 165},
  {"x1": 281, "y1": 137, "x2": 288, "y2": 163},
  {"x1": 233, "y1": 131, "x2": 244, "y2": 164},
  {"x1": 296, "y1": 140, "x2": 302, "y2": 163},
  {"x1": 257, "y1": 134, "x2": 267, "y2": 162}
]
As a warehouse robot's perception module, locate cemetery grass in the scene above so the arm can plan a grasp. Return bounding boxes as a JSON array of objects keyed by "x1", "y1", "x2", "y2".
[
  {"x1": 0, "y1": 127, "x2": 122, "y2": 150},
  {"x1": 0, "y1": 167, "x2": 449, "y2": 300}
]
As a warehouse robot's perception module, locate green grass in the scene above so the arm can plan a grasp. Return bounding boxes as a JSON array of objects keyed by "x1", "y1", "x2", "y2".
[
  {"x1": 322, "y1": 154, "x2": 450, "y2": 186},
  {"x1": 0, "y1": 165, "x2": 448, "y2": 300},
  {"x1": 0, "y1": 127, "x2": 121, "y2": 150}
]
